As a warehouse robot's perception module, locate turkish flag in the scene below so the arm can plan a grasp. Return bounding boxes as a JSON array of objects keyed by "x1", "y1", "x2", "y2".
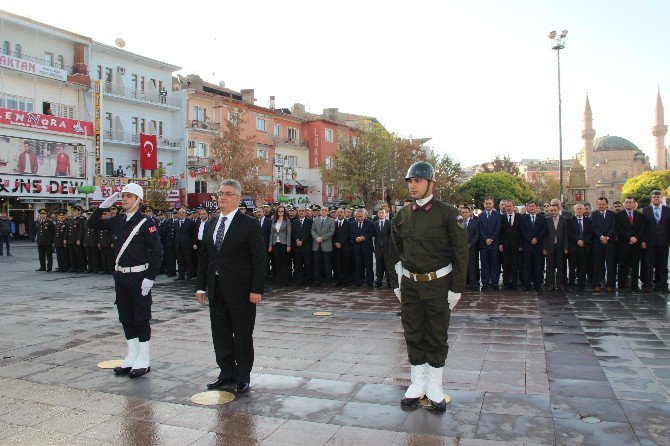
[{"x1": 139, "y1": 133, "x2": 158, "y2": 170}]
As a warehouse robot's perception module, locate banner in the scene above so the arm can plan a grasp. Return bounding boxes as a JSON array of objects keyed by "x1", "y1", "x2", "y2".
[
  {"x1": 139, "y1": 133, "x2": 158, "y2": 170},
  {"x1": 0, "y1": 174, "x2": 87, "y2": 198},
  {"x1": 0, "y1": 135, "x2": 86, "y2": 179},
  {"x1": 0, "y1": 54, "x2": 68, "y2": 82},
  {"x1": 94, "y1": 80, "x2": 103, "y2": 176},
  {"x1": 0, "y1": 107, "x2": 93, "y2": 136}
]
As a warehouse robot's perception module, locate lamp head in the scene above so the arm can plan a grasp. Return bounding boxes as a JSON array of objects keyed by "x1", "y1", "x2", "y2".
[
  {"x1": 560, "y1": 30, "x2": 568, "y2": 38},
  {"x1": 548, "y1": 30, "x2": 557, "y2": 39}
]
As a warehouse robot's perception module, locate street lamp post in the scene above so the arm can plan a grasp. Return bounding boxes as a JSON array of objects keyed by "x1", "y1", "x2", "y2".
[{"x1": 548, "y1": 29, "x2": 568, "y2": 202}]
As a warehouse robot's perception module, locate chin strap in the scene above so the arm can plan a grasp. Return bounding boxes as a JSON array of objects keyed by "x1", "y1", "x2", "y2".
[{"x1": 419, "y1": 182, "x2": 433, "y2": 200}]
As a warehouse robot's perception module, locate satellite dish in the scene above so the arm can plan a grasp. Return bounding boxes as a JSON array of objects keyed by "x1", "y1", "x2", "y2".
[{"x1": 114, "y1": 38, "x2": 126, "y2": 48}]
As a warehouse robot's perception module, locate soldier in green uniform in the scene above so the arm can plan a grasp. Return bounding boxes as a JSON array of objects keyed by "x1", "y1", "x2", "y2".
[
  {"x1": 84, "y1": 210, "x2": 101, "y2": 273},
  {"x1": 389, "y1": 161, "x2": 468, "y2": 412},
  {"x1": 54, "y1": 210, "x2": 70, "y2": 272},
  {"x1": 65, "y1": 205, "x2": 87, "y2": 273},
  {"x1": 35, "y1": 208, "x2": 55, "y2": 271}
]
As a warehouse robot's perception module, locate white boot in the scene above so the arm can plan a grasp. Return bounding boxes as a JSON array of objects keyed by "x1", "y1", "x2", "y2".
[
  {"x1": 403, "y1": 364, "x2": 427, "y2": 399},
  {"x1": 121, "y1": 338, "x2": 139, "y2": 368},
  {"x1": 425, "y1": 365, "x2": 446, "y2": 410},
  {"x1": 129, "y1": 341, "x2": 151, "y2": 377}
]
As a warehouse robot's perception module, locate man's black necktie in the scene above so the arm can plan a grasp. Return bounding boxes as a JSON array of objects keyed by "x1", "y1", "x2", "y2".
[{"x1": 215, "y1": 217, "x2": 227, "y2": 250}]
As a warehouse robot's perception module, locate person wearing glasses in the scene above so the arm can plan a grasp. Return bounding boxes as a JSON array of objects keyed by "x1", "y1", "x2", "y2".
[
  {"x1": 35, "y1": 208, "x2": 55, "y2": 271},
  {"x1": 174, "y1": 207, "x2": 195, "y2": 280},
  {"x1": 291, "y1": 206, "x2": 313, "y2": 286},
  {"x1": 268, "y1": 205, "x2": 291, "y2": 287},
  {"x1": 196, "y1": 179, "x2": 267, "y2": 394}
]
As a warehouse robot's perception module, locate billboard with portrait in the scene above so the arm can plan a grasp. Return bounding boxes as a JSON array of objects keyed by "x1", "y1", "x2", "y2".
[{"x1": 0, "y1": 135, "x2": 87, "y2": 179}]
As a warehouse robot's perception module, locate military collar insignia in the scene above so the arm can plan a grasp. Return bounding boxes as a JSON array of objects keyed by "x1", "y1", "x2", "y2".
[{"x1": 412, "y1": 202, "x2": 433, "y2": 213}]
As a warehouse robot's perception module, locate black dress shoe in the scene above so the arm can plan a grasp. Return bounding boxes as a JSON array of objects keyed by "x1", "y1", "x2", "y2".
[
  {"x1": 45, "y1": 268, "x2": 52, "y2": 272},
  {"x1": 662, "y1": 286, "x2": 670, "y2": 294},
  {"x1": 631, "y1": 286, "x2": 641, "y2": 292},
  {"x1": 429, "y1": 398, "x2": 447, "y2": 412},
  {"x1": 114, "y1": 366, "x2": 132, "y2": 375},
  {"x1": 374, "y1": 283, "x2": 382, "y2": 287},
  {"x1": 236, "y1": 382, "x2": 250, "y2": 393},
  {"x1": 129, "y1": 366, "x2": 150, "y2": 378},
  {"x1": 400, "y1": 397, "x2": 420, "y2": 408},
  {"x1": 207, "y1": 377, "x2": 235, "y2": 389},
  {"x1": 36, "y1": 268, "x2": 45, "y2": 271},
  {"x1": 166, "y1": 273, "x2": 176, "y2": 277}
]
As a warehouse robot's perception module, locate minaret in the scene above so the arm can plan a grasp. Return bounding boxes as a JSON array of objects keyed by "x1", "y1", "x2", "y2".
[
  {"x1": 581, "y1": 95, "x2": 596, "y2": 184},
  {"x1": 652, "y1": 89, "x2": 668, "y2": 170}
]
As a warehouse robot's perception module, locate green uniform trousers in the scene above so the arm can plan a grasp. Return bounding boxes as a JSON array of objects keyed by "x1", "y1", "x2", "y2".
[{"x1": 400, "y1": 275, "x2": 451, "y2": 367}]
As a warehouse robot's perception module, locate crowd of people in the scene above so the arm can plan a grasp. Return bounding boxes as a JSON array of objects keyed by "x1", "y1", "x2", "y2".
[{"x1": 461, "y1": 192, "x2": 670, "y2": 294}]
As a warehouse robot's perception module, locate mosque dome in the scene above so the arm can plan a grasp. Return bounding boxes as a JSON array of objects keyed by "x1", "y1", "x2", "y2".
[{"x1": 593, "y1": 135, "x2": 638, "y2": 152}]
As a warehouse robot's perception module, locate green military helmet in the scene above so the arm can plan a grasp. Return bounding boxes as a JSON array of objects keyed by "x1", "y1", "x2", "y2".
[{"x1": 405, "y1": 161, "x2": 435, "y2": 182}]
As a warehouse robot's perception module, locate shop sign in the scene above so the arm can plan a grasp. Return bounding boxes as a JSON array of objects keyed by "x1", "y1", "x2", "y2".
[
  {"x1": 0, "y1": 107, "x2": 93, "y2": 136},
  {"x1": 0, "y1": 54, "x2": 68, "y2": 81},
  {"x1": 0, "y1": 135, "x2": 87, "y2": 179},
  {"x1": 0, "y1": 174, "x2": 86, "y2": 197}
]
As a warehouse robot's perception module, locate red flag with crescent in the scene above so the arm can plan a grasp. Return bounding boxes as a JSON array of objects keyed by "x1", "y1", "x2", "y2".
[{"x1": 139, "y1": 133, "x2": 158, "y2": 170}]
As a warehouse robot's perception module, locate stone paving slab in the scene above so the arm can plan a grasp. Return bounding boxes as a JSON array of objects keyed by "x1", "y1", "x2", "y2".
[{"x1": 0, "y1": 247, "x2": 669, "y2": 444}]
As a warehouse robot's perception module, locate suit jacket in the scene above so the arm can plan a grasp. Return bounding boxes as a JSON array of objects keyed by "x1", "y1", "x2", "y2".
[
  {"x1": 269, "y1": 218, "x2": 292, "y2": 247},
  {"x1": 464, "y1": 217, "x2": 479, "y2": 248},
  {"x1": 193, "y1": 218, "x2": 210, "y2": 249},
  {"x1": 333, "y1": 218, "x2": 352, "y2": 250},
  {"x1": 35, "y1": 219, "x2": 55, "y2": 246},
  {"x1": 591, "y1": 210, "x2": 616, "y2": 244},
  {"x1": 196, "y1": 212, "x2": 267, "y2": 299},
  {"x1": 615, "y1": 209, "x2": 644, "y2": 249},
  {"x1": 350, "y1": 219, "x2": 374, "y2": 253},
  {"x1": 174, "y1": 218, "x2": 195, "y2": 249},
  {"x1": 311, "y1": 216, "x2": 336, "y2": 252},
  {"x1": 478, "y1": 210, "x2": 501, "y2": 247},
  {"x1": 500, "y1": 212, "x2": 521, "y2": 250},
  {"x1": 559, "y1": 210, "x2": 573, "y2": 219},
  {"x1": 520, "y1": 213, "x2": 546, "y2": 250},
  {"x1": 642, "y1": 205, "x2": 670, "y2": 246},
  {"x1": 372, "y1": 218, "x2": 391, "y2": 258},
  {"x1": 159, "y1": 218, "x2": 176, "y2": 247},
  {"x1": 291, "y1": 218, "x2": 313, "y2": 247},
  {"x1": 566, "y1": 216, "x2": 592, "y2": 254},
  {"x1": 258, "y1": 216, "x2": 272, "y2": 249},
  {"x1": 544, "y1": 215, "x2": 568, "y2": 252}
]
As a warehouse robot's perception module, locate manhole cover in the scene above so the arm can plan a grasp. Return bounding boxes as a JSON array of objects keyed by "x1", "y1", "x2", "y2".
[
  {"x1": 313, "y1": 311, "x2": 333, "y2": 316},
  {"x1": 191, "y1": 391, "x2": 235, "y2": 406},
  {"x1": 580, "y1": 415, "x2": 602, "y2": 424},
  {"x1": 97, "y1": 359, "x2": 123, "y2": 369}
]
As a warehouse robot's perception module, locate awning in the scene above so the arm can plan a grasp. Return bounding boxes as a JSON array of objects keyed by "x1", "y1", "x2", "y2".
[{"x1": 283, "y1": 179, "x2": 303, "y2": 187}]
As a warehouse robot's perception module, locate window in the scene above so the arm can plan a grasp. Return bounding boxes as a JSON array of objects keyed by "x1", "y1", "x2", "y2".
[
  {"x1": 274, "y1": 124, "x2": 281, "y2": 137},
  {"x1": 287, "y1": 156, "x2": 298, "y2": 168},
  {"x1": 105, "y1": 158, "x2": 114, "y2": 176},
  {"x1": 288, "y1": 127, "x2": 299, "y2": 140},
  {"x1": 97, "y1": 65, "x2": 102, "y2": 80},
  {"x1": 4, "y1": 94, "x2": 34, "y2": 112},
  {"x1": 158, "y1": 80, "x2": 164, "y2": 94},
  {"x1": 325, "y1": 156, "x2": 334, "y2": 169},
  {"x1": 44, "y1": 52, "x2": 54, "y2": 67},
  {"x1": 256, "y1": 117, "x2": 266, "y2": 132},
  {"x1": 352, "y1": 136, "x2": 359, "y2": 147},
  {"x1": 131, "y1": 160, "x2": 138, "y2": 177},
  {"x1": 325, "y1": 128, "x2": 333, "y2": 143},
  {"x1": 326, "y1": 183, "x2": 335, "y2": 196},
  {"x1": 42, "y1": 102, "x2": 74, "y2": 118},
  {"x1": 193, "y1": 180, "x2": 207, "y2": 193},
  {"x1": 140, "y1": 76, "x2": 146, "y2": 92},
  {"x1": 158, "y1": 121, "x2": 164, "y2": 137},
  {"x1": 104, "y1": 113, "x2": 113, "y2": 130},
  {"x1": 132, "y1": 74, "x2": 138, "y2": 90},
  {"x1": 57, "y1": 55, "x2": 64, "y2": 69},
  {"x1": 257, "y1": 149, "x2": 269, "y2": 160},
  {"x1": 14, "y1": 43, "x2": 21, "y2": 58},
  {"x1": 140, "y1": 118, "x2": 146, "y2": 133},
  {"x1": 132, "y1": 117, "x2": 138, "y2": 133},
  {"x1": 622, "y1": 171, "x2": 628, "y2": 179},
  {"x1": 151, "y1": 120, "x2": 157, "y2": 134},
  {"x1": 105, "y1": 67, "x2": 113, "y2": 83},
  {"x1": 195, "y1": 142, "x2": 207, "y2": 157},
  {"x1": 612, "y1": 171, "x2": 617, "y2": 179},
  {"x1": 194, "y1": 106, "x2": 206, "y2": 122},
  {"x1": 150, "y1": 78, "x2": 157, "y2": 90},
  {"x1": 2, "y1": 41, "x2": 9, "y2": 55}
]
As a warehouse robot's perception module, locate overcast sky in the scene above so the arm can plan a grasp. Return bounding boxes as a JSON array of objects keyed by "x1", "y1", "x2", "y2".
[{"x1": 4, "y1": 0, "x2": 670, "y2": 167}]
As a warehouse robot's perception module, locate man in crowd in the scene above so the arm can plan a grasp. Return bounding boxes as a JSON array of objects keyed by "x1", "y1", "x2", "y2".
[
  {"x1": 84, "y1": 209, "x2": 101, "y2": 274},
  {"x1": 500, "y1": 199, "x2": 521, "y2": 290},
  {"x1": 351, "y1": 208, "x2": 375, "y2": 287},
  {"x1": 544, "y1": 203, "x2": 568, "y2": 291},
  {"x1": 591, "y1": 197, "x2": 616, "y2": 292},
  {"x1": 520, "y1": 201, "x2": 546, "y2": 292},
  {"x1": 478, "y1": 197, "x2": 501, "y2": 291},
  {"x1": 462, "y1": 206, "x2": 480, "y2": 291},
  {"x1": 567, "y1": 203, "x2": 592, "y2": 292},
  {"x1": 311, "y1": 205, "x2": 335, "y2": 287},
  {"x1": 615, "y1": 196, "x2": 643, "y2": 292},
  {"x1": 333, "y1": 207, "x2": 352, "y2": 286},
  {"x1": 35, "y1": 208, "x2": 55, "y2": 271},
  {"x1": 291, "y1": 206, "x2": 313, "y2": 286},
  {"x1": 174, "y1": 207, "x2": 195, "y2": 280},
  {"x1": 66, "y1": 205, "x2": 86, "y2": 273},
  {"x1": 373, "y1": 207, "x2": 392, "y2": 287},
  {"x1": 54, "y1": 210, "x2": 69, "y2": 271},
  {"x1": 641, "y1": 190, "x2": 670, "y2": 293}
]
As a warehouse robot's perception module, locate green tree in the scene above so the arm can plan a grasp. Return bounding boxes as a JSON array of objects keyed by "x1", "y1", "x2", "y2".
[
  {"x1": 528, "y1": 173, "x2": 561, "y2": 203},
  {"x1": 432, "y1": 153, "x2": 464, "y2": 204},
  {"x1": 143, "y1": 163, "x2": 173, "y2": 210},
  {"x1": 458, "y1": 172, "x2": 535, "y2": 208},
  {"x1": 621, "y1": 170, "x2": 670, "y2": 207},
  {"x1": 481, "y1": 154, "x2": 520, "y2": 176}
]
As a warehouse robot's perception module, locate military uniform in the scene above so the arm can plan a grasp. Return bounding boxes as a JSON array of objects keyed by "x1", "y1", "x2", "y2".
[
  {"x1": 98, "y1": 226, "x2": 114, "y2": 274},
  {"x1": 159, "y1": 215, "x2": 177, "y2": 276},
  {"x1": 84, "y1": 216, "x2": 101, "y2": 273},
  {"x1": 66, "y1": 208, "x2": 87, "y2": 272},
  {"x1": 35, "y1": 212, "x2": 55, "y2": 271},
  {"x1": 54, "y1": 212, "x2": 70, "y2": 272}
]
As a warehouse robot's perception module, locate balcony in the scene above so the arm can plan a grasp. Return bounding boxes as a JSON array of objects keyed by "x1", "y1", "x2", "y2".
[
  {"x1": 103, "y1": 129, "x2": 182, "y2": 149},
  {"x1": 100, "y1": 81, "x2": 181, "y2": 108},
  {"x1": 1, "y1": 49, "x2": 76, "y2": 75},
  {"x1": 189, "y1": 120, "x2": 221, "y2": 133},
  {"x1": 273, "y1": 136, "x2": 309, "y2": 148}
]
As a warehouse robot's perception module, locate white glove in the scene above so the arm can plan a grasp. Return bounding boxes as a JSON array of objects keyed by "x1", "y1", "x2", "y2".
[
  {"x1": 101, "y1": 192, "x2": 120, "y2": 208},
  {"x1": 141, "y1": 279, "x2": 154, "y2": 296},
  {"x1": 394, "y1": 288, "x2": 401, "y2": 300},
  {"x1": 447, "y1": 291, "x2": 461, "y2": 310}
]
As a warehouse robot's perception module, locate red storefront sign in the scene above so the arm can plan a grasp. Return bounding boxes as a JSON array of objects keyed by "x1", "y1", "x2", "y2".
[{"x1": 0, "y1": 108, "x2": 93, "y2": 136}]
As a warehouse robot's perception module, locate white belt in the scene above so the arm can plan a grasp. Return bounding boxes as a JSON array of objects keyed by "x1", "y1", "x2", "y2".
[
  {"x1": 115, "y1": 263, "x2": 149, "y2": 273},
  {"x1": 402, "y1": 264, "x2": 452, "y2": 282}
]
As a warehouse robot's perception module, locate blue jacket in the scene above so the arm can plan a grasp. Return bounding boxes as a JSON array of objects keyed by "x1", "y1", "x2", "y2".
[{"x1": 478, "y1": 210, "x2": 501, "y2": 248}]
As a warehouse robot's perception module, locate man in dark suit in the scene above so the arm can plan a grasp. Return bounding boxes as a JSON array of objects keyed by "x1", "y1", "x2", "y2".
[
  {"x1": 551, "y1": 198, "x2": 573, "y2": 219},
  {"x1": 616, "y1": 196, "x2": 644, "y2": 291},
  {"x1": 461, "y1": 206, "x2": 479, "y2": 290},
  {"x1": 591, "y1": 197, "x2": 617, "y2": 292},
  {"x1": 520, "y1": 201, "x2": 546, "y2": 292},
  {"x1": 192, "y1": 207, "x2": 210, "y2": 278},
  {"x1": 544, "y1": 203, "x2": 568, "y2": 291},
  {"x1": 196, "y1": 179, "x2": 266, "y2": 394},
  {"x1": 311, "y1": 206, "x2": 336, "y2": 287},
  {"x1": 478, "y1": 197, "x2": 501, "y2": 291},
  {"x1": 333, "y1": 207, "x2": 352, "y2": 286},
  {"x1": 159, "y1": 210, "x2": 176, "y2": 276},
  {"x1": 566, "y1": 203, "x2": 592, "y2": 291},
  {"x1": 351, "y1": 209, "x2": 375, "y2": 286},
  {"x1": 35, "y1": 208, "x2": 55, "y2": 271},
  {"x1": 291, "y1": 206, "x2": 313, "y2": 286},
  {"x1": 373, "y1": 208, "x2": 392, "y2": 287},
  {"x1": 256, "y1": 207, "x2": 273, "y2": 282},
  {"x1": 641, "y1": 189, "x2": 670, "y2": 293},
  {"x1": 174, "y1": 207, "x2": 195, "y2": 280},
  {"x1": 499, "y1": 199, "x2": 521, "y2": 290}
]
